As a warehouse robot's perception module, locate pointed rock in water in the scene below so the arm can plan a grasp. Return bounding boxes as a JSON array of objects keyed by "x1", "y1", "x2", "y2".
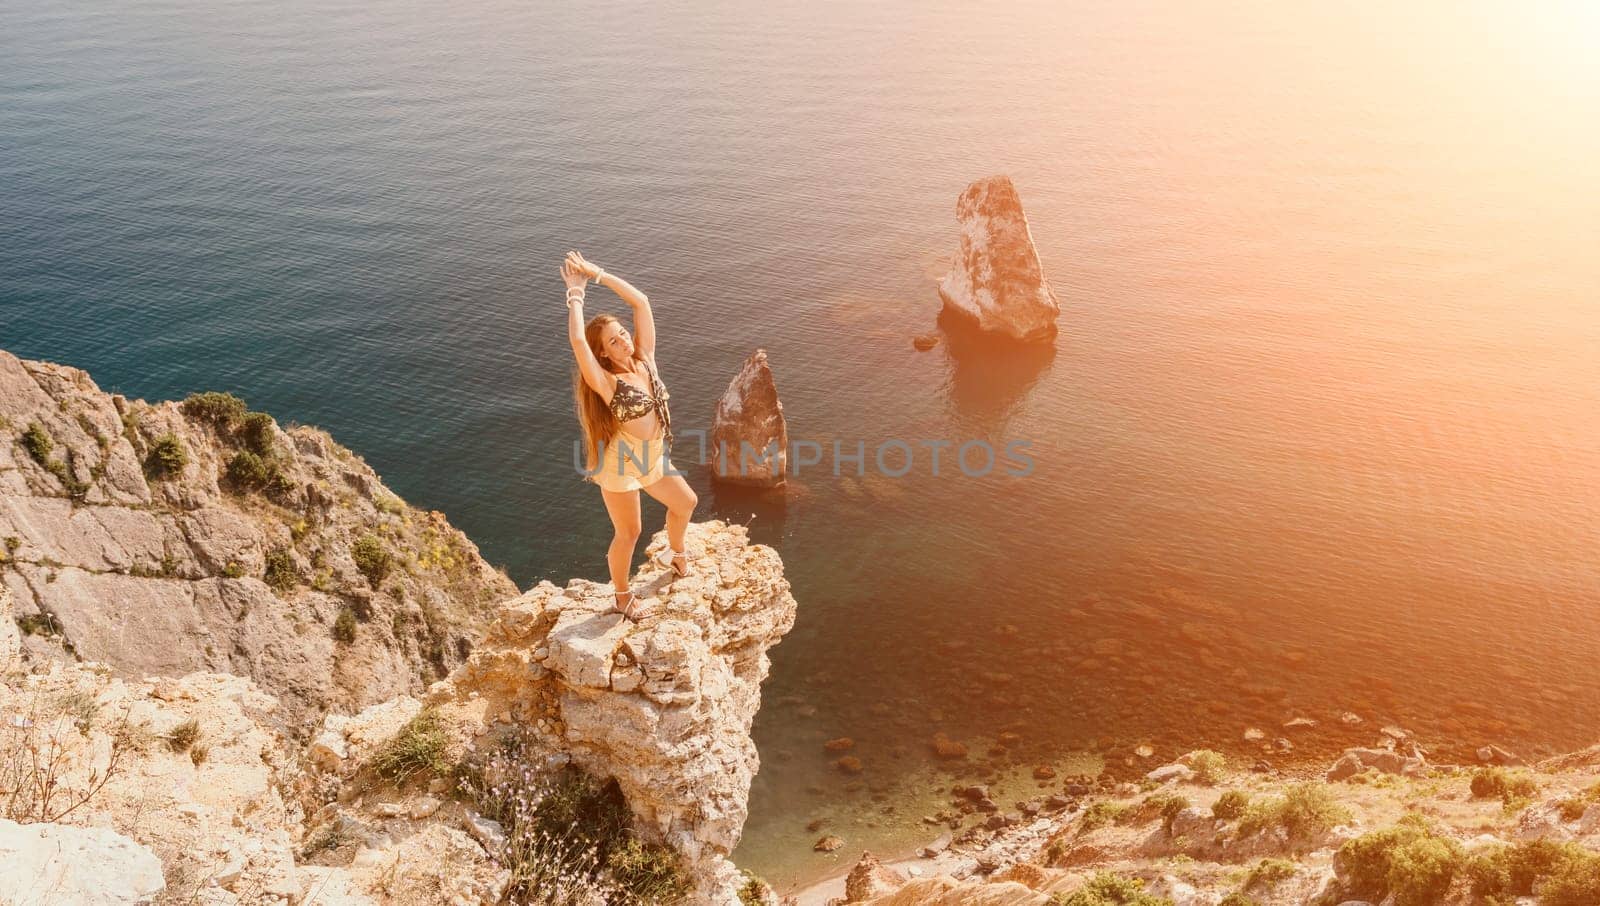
[
  {"x1": 709, "y1": 349, "x2": 788, "y2": 486},
  {"x1": 937, "y1": 175, "x2": 1062, "y2": 342}
]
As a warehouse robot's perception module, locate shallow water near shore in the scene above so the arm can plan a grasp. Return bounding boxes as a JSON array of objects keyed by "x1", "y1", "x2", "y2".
[{"x1": 3, "y1": 0, "x2": 1598, "y2": 893}]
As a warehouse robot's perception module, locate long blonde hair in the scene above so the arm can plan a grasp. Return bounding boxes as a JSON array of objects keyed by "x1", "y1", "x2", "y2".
[{"x1": 573, "y1": 313, "x2": 641, "y2": 477}]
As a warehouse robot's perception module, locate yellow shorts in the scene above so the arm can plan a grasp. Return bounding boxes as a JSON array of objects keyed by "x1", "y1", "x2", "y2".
[{"x1": 589, "y1": 429, "x2": 674, "y2": 492}]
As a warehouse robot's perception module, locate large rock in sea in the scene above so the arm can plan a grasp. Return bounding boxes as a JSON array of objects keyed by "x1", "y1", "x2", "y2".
[
  {"x1": 709, "y1": 349, "x2": 788, "y2": 487},
  {"x1": 937, "y1": 175, "x2": 1062, "y2": 342}
]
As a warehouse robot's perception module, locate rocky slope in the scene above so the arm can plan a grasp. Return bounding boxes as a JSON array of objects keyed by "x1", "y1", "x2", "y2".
[
  {"x1": 2, "y1": 519, "x2": 798, "y2": 905},
  {"x1": 0, "y1": 348, "x2": 518, "y2": 730},
  {"x1": 804, "y1": 739, "x2": 1600, "y2": 906}
]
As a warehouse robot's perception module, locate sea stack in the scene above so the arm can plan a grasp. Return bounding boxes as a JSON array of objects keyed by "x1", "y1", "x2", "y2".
[
  {"x1": 937, "y1": 175, "x2": 1062, "y2": 342},
  {"x1": 709, "y1": 349, "x2": 788, "y2": 487}
]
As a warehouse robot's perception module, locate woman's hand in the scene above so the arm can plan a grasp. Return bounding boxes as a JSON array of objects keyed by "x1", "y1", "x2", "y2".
[
  {"x1": 561, "y1": 259, "x2": 589, "y2": 293},
  {"x1": 566, "y1": 250, "x2": 602, "y2": 281}
]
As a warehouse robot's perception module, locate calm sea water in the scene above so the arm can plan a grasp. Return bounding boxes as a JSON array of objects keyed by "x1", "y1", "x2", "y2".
[{"x1": 4, "y1": 0, "x2": 1598, "y2": 891}]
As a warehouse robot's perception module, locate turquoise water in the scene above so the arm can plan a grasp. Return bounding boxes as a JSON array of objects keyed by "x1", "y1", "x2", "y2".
[{"x1": 4, "y1": 0, "x2": 1598, "y2": 890}]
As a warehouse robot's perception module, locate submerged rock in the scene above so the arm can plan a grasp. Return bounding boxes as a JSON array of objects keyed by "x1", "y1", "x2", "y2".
[{"x1": 936, "y1": 175, "x2": 1062, "y2": 342}]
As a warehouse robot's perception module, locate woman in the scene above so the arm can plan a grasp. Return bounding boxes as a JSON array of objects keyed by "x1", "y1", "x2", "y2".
[{"x1": 563, "y1": 250, "x2": 698, "y2": 621}]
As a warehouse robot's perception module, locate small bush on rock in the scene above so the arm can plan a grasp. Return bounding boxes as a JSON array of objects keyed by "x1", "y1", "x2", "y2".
[
  {"x1": 332, "y1": 607, "x2": 357, "y2": 644},
  {"x1": 1244, "y1": 857, "x2": 1297, "y2": 891},
  {"x1": 263, "y1": 548, "x2": 296, "y2": 592},
  {"x1": 1239, "y1": 782, "x2": 1350, "y2": 849},
  {"x1": 1557, "y1": 781, "x2": 1600, "y2": 822},
  {"x1": 1189, "y1": 749, "x2": 1226, "y2": 785},
  {"x1": 1049, "y1": 872, "x2": 1173, "y2": 906},
  {"x1": 352, "y1": 534, "x2": 390, "y2": 586},
  {"x1": 1467, "y1": 838, "x2": 1596, "y2": 903},
  {"x1": 370, "y1": 708, "x2": 447, "y2": 783},
  {"x1": 237, "y1": 411, "x2": 276, "y2": 455},
  {"x1": 1471, "y1": 766, "x2": 1539, "y2": 812},
  {"x1": 1213, "y1": 790, "x2": 1250, "y2": 821},
  {"x1": 1078, "y1": 800, "x2": 1132, "y2": 834},
  {"x1": 457, "y1": 731, "x2": 690, "y2": 905},
  {"x1": 146, "y1": 432, "x2": 188, "y2": 478},
  {"x1": 180, "y1": 391, "x2": 247, "y2": 428},
  {"x1": 1335, "y1": 814, "x2": 1464, "y2": 906}
]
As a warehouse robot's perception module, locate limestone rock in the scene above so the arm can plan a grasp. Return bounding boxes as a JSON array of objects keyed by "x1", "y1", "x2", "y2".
[
  {"x1": 0, "y1": 819, "x2": 166, "y2": 905},
  {"x1": 936, "y1": 175, "x2": 1061, "y2": 342},
  {"x1": 1326, "y1": 746, "x2": 1427, "y2": 781},
  {"x1": 0, "y1": 348, "x2": 517, "y2": 726},
  {"x1": 420, "y1": 520, "x2": 797, "y2": 906},
  {"x1": 709, "y1": 349, "x2": 788, "y2": 486},
  {"x1": 844, "y1": 850, "x2": 908, "y2": 901}
]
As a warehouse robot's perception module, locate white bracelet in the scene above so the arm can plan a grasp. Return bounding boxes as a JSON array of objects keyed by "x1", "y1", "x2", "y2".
[
  {"x1": 593, "y1": 268, "x2": 607, "y2": 286},
  {"x1": 566, "y1": 287, "x2": 585, "y2": 298}
]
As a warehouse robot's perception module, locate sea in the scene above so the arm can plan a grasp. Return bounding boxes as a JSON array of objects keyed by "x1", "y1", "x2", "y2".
[{"x1": 3, "y1": 0, "x2": 1597, "y2": 891}]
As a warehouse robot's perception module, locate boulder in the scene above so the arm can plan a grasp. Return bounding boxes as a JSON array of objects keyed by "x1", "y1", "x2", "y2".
[
  {"x1": 1327, "y1": 746, "x2": 1427, "y2": 781},
  {"x1": 0, "y1": 819, "x2": 165, "y2": 905},
  {"x1": 936, "y1": 175, "x2": 1061, "y2": 342},
  {"x1": 709, "y1": 349, "x2": 788, "y2": 486},
  {"x1": 844, "y1": 851, "x2": 908, "y2": 901}
]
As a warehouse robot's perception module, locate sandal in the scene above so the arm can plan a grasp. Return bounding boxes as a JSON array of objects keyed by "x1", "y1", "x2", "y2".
[
  {"x1": 653, "y1": 544, "x2": 691, "y2": 578},
  {"x1": 612, "y1": 590, "x2": 651, "y2": 621}
]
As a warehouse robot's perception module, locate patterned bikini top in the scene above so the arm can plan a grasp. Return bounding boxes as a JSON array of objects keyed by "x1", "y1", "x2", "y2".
[{"x1": 608, "y1": 357, "x2": 673, "y2": 445}]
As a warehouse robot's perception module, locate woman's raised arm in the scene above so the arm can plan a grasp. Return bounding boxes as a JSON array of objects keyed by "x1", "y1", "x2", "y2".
[
  {"x1": 563, "y1": 260, "x2": 613, "y2": 398},
  {"x1": 568, "y1": 251, "x2": 654, "y2": 358}
]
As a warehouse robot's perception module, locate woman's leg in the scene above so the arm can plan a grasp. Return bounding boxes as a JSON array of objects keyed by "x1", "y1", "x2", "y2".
[
  {"x1": 599, "y1": 486, "x2": 642, "y2": 602},
  {"x1": 641, "y1": 473, "x2": 698, "y2": 564}
]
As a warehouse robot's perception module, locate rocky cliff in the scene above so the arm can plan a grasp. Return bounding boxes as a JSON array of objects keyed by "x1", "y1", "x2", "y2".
[
  {"x1": 0, "y1": 349, "x2": 518, "y2": 730},
  {"x1": 1, "y1": 519, "x2": 797, "y2": 905}
]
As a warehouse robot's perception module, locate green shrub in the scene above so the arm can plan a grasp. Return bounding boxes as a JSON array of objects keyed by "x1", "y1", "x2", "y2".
[
  {"x1": 1239, "y1": 783, "x2": 1350, "y2": 848},
  {"x1": 21, "y1": 422, "x2": 53, "y2": 461},
  {"x1": 220, "y1": 561, "x2": 245, "y2": 579},
  {"x1": 263, "y1": 548, "x2": 296, "y2": 592},
  {"x1": 1138, "y1": 792, "x2": 1190, "y2": 834},
  {"x1": 605, "y1": 834, "x2": 692, "y2": 904},
  {"x1": 1189, "y1": 750, "x2": 1226, "y2": 785},
  {"x1": 1050, "y1": 872, "x2": 1173, "y2": 906},
  {"x1": 1542, "y1": 852, "x2": 1600, "y2": 906},
  {"x1": 738, "y1": 871, "x2": 774, "y2": 906},
  {"x1": 351, "y1": 534, "x2": 390, "y2": 586},
  {"x1": 238, "y1": 411, "x2": 276, "y2": 455},
  {"x1": 370, "y1": 708, "x2": 447, "y2": 783},
  {"x1": 1467, "y1": 838, "x2": 1593, "y2": 901},
  {"x1": 332, "y1": 607, "x2": 357, "y2": 644},
  {"x1": 1078, "y1": 800, "x2": 1132, "y2": 834},
  {"x1": 1471, "y1": 767, "x2": 1539, "y2": 811},
  {"x1": 1557, "y1": 781, "x2": 1600, "y2": 822},
  {"x1": 1336, "y1": 814, "x2": 1464, "y2": 906},
  {"x1": 147, "y1": 432, "x2": 188, "y2": 478},
  {"x1": 1243, "y1": 857, "x2": 1297, "y2": 890},
  {"x1": 228, "y1": 450, "x2": 270, "y2": 487},
  {"x1": 180, "y1": 391, "x2": 247, "y2": 428},
  {"x1": 1213, "y1": 790, "x2": 1250, "y2": 821},
  {"x1": 374, "y1": 494, "x2": 404, "y2": 515}
]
